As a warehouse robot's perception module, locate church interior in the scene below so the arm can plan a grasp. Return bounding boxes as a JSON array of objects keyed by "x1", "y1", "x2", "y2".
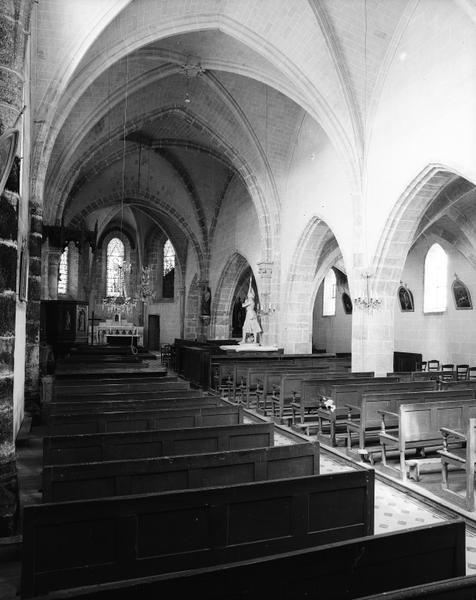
[{"x1": 2, "y1": 0, "x2": 476, "y2": 597}]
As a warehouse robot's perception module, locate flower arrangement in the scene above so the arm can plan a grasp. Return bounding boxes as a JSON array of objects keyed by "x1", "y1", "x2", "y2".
[{"x1": 320, "y1": 396, "x2": 336, "y2": 412}]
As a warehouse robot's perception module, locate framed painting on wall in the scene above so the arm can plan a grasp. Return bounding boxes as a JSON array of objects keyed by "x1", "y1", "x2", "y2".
[
  {"x1": 452, "y1": 278, "x2": 472, "y2": 310},
  {"x1": 342, "y1": 292, "x2": 353, "y2": 314},
  {"x1": 398, "y1": 285, "x2": 414, "y2": 312}
]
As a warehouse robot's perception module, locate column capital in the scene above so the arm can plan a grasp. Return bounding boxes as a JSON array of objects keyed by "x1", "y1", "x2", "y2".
[{"x1": 257, "y1": 260, "x2": 273, "y2": 279}]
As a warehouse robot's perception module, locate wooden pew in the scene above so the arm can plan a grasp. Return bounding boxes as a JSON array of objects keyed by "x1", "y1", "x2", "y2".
[
  {"x1": 380, "y1": 397, "x2": 476, "y2": 480},
  {"x1": 51, "y1": 389, "x2": 205, "y2": 405},
  {"x1": 21, "y1": 520, "x2": 465, "y2": 600},
  {"x1": 265, "y1": 372, "x2": 376, "y2": 423},
  {"x1": 53, "y1": 377, "x2": 178, "y2": 394},
  {"x1": 387, "y1": 370, "x2": 444, "y2": 384},
  {"x1": 210, "y1": 353, "x2": 344, "y2": 392},
  {"x1": 53, "y1": 379, "x2": 188, "y2": 398},
  {"x1": 440, "y1": 379, "x2": 476, "y2": 393},
  {"x1": 46, "y1": 402, "x2": 237, "y2": 435},
  {"x1": 359, "y1": 574, "x2": 476, "y2": 600},
  {"x1": 289, "y1": 374, "x2": 376, "y2": 428},
  {"x1": 346, "y1": 388, "x2": 475, "y2": 462},
  {"x1": 316, "y1": 379, "x2": 436, "y2": 446},
  {"x1": 54, "y1": 365, "x2": 159, "y2": 378},
  {"x1": 46, "y1": 393, "x2": 214, "y2": 415},
  {"x1": 42, "y1": 441, "x2": 320, "y2": 502},
  {"x1": 43, "y1": 422, "x2": 275, "y2": 465},
  {"x1": 235, "y1": 365, "x2": 334, "y2": 407},
  {"x1": 21, "y1": 469, "x2": 374, "y2": 598},
  {"x1": 439, "y1": 415, "x2": 476, "y2": 510}
]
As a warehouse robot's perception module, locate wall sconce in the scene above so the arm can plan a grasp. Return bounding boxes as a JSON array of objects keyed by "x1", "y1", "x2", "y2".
[{"x1": 353, "y1": 273, "x2": 382, "y2": 311}]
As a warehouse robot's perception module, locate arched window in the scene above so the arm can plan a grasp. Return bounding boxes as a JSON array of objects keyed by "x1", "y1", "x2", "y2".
[
  {"x1": 57, "y1": 246, "x2": 69, "y2": 295},
  {"x1": 322, "y1": 268, "x2": 336, "y2": 316},
  {"x1": 107, "y1": 237, "x2": 125, "y2": 296},
  {"x1": 423, "y1": 243, "x2": 448, "y2": 313},
  {"x1": 163, "y1": 239, "x2": 175, "y2": 298}
]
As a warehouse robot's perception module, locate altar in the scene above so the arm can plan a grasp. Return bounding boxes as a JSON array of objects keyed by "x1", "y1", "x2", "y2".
[{"x1": 93, "y1": 319, "x2": 144, "y2": 346}]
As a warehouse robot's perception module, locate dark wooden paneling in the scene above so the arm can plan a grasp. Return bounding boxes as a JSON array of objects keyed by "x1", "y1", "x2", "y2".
[
  {"x1": 21, "y1": 470, "x2": 374, "y2": 598},
  {"x1": 42, "y1": 441, "x2": 320, "y2": 502},
  {"x1": 43, "y1": 422, "x2": 275, "y2": 465}
]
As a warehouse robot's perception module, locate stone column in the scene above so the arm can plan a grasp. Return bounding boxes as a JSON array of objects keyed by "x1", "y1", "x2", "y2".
[
  {"x1": 0, "y1": 0, "x2": 33, "y2": 536},
  {"x1": 0, "y1": 192, "x2": 19, "y2": 535},
  {"x1": 178, "y1": 285, "x2": 185, "y2": 339},
  {"x1": 351, "y1": 273, "x2": 395, "y2": 376},
  {"x1": 24, "y1": 201, "x2": 42, "y2": 413},
  {"x1": 47, "y1": 249, "x2": 62, "y2": 300},
  {"x1": 197, "y1": 280, "x2": 210, "y2": 342},
  {"x1": 257, "y1": 261, "x2": 277, "y2": 347}
]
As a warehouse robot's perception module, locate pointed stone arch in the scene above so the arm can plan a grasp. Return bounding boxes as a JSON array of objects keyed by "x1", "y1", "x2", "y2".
[
  {"x1": 210, "y1": 253, "x2": 252, "y2": 340},
  {"x1": 282, "y1": 216, "x2": 344, "y2": 353},
  {"x1": 184, "y1": 274, "x2": 200, "y2": 340}
]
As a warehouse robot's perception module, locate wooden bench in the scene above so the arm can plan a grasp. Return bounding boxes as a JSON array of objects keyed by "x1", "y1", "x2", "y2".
[
  {"x1": 235, "y1": 365, "x2": 336, "y2": 408},
  {"x1": 42, "y1": 441, "x2": 320, "y2": 502},
  {"x1": 21, "y1": 469, "x2": 374, "y2": 598},
  {"x1": 289, "y1": 375, "x2": 376, "y2": 426},
  {"x1": 359, "y1": 573, "x2": 476, "y2": 600},
  {"x1": 380, "y1": 398, "x2": 476, "y2": 480},
  {"x1": 316, "y1": 379, "x2": 435, "y2": 446},
  {"x1": 54, "y1": 366, "x2": 166, "y2": 380},
  {"x1": 46, "y1": 393, "x2": 215, "y2": 415},
  {"x1": 54, "y1": 364, "x2": 160, "y2": 378},
  {"x1": 21, "y1": 520, "x2": 465, "y2": 600},
  {"x1": 43, "y1": 421, "x2": 275, "y2": 465},
  {"x1": 345, "y1": 388, "x2": 475, "y2": 462},
  {"x1": 53, "y1": 380, "x2": 189, "y2": 399},
  {"x1": 439, "y1": 415, "x2": 476, "y2": 510},
  {"x1": 51, "y1": 389, "x2": 205, "y2": 405},
  {"x1": 209, "y1": 353, "x2": 343, "y2": 392},
  {"x1": 46, "y1": 402, "x2": 238, "y2": 435},
  {"x1": 54, "y1": 374, "x2": 176, "y2": 387}
]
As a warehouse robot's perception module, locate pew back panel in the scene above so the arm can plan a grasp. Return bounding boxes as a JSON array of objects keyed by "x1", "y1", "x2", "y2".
[
  {"x1": 47, "y1": 393, "x2": 219, "y2": 415},
  {"x1": 42, "y1": 441, "x2": 320, "y2": 502},
  {"x1": 22, "y1": 520, "x2": 464, "y2": 600},
  {"x1": 43, "y1": 422, "x2": 275, "y2": 465},
  {"x1": 47, "y1": 401, "x2": 230, "y2": 435},
  {"x1": 21, "y1": 470, "x2": 374, "y2": 598}
]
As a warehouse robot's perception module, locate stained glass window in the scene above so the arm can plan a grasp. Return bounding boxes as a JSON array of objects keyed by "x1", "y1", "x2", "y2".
[
  {"x1": 163, "y1": 239, "x2": 175, "y2": 298},
  {"x1": 322, "y1": 268, "x2": 336, "y2": 316},
  {"x1": 107, "y1": 237, "x2": 125, "y2": 297},
  {"x1": 57, "y1": 246, "x2": 69, "y2": 294},
  {"x1": 423, "y1": 243, "x2": 447, "y2": 313}
]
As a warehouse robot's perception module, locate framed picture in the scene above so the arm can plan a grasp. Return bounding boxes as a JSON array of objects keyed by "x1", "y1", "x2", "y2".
[
  {"x1": 452, "y1": 278, "x2": 472, "y2": 310},
  {"x1": 342, "y1": 292, "x2": 353, "y2": 314},
  {"x1": 398, "y1": 285, "x2": 414, "y2": 312}
]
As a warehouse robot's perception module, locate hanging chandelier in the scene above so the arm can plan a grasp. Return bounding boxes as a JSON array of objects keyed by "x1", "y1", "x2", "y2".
[{"x1": 353, "y1": 273, "x2": 382, "y2": 311}]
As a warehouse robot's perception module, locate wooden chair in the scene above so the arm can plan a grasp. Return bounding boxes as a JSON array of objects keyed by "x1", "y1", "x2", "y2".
[
  {"x1": 469, "y1": 367, "x2": 476, "y2": 380},
  {"x1": 456, "y1": 364, "x2": 469, "y2": 381},
  {"x1": 439, "y1": 416, "x2": 476, "y2": 511},
  {"x1": 440, "y1": 364, "x2": 455, "y2": 381},
  {"x1": 427, "y1": 359, "x2": 440, "y2": 371},
  {"x1": 160, "y1": 344, "x2": 171, "y2": 367},
  {"x1": 415, "y1": 361, "x2": 427, "y2": 371}
]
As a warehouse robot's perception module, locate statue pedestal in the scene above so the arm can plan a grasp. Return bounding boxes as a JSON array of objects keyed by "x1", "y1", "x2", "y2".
[{"x1": 219, "y1": 344, "x2": 281, "y2": 353}]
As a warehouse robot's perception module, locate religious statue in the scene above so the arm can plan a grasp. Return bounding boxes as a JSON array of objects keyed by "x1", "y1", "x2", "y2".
[
  {"x1": 201, "y1": 285, "x2": 211, "y2": 317},
  {"x1": 240, "y1": 278, "x2": 262, "y2": 344}
]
